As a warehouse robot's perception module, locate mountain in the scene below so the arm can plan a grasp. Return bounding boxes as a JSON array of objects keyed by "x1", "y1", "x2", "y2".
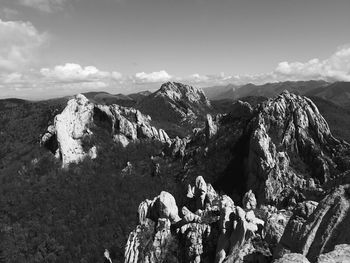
[
  {"x1": 204, "y1": 80, "x2": 328, "y2": 101},
  {"x1": 135, "y1": 82, "x2": 213, "y2": 137},
  {"x1": 83, "y1": 91, "x2": 136, "y2": 107},
  {"x1": 41, "y1": 94, "x2": 171, "y2": 167},
  {"x1": 124, "y1": 91, "x2": 350, "y2": 263},
  {"x1": 307, "y1": 96, "x2": 350, "y2": 143},
  {"x1": 128, "y1": 90, "x2": 152, "y2": 102},
  {"x1": 203, "y1": 83, "x2": 239, "y2": 100},
  {"x1": 305, "y1": 82, "x2": 350, "y2": 109},
  {"x1": 2, "y1": 89, "x2": 350, "y2": 263}
]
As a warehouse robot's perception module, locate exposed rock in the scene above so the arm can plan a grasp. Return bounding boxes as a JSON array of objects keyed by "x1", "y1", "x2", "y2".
[
  {"x1": 41, "y1": 94, "x2": 171, "y2": 166},
  {"x1": 136, "y1": 82, "x2": 213, "y2": 136},
  {"x1": 125, "y1": 178, "x2": 266, "y2": 263},
  {"x1": 293, "y1": 201, "x2": 318, "y2": 220},
  {"x1": 245, "y1": 91, "x2": 349, "y2": 205},
  {"x1": 262, "y1": 208, "x2": 292, "y2": 255},
  {"x1": 242, "y1": 190, "x2": 257, "y2": 210},
  {"x1": 277, "y1": 184, "x2": 350, "y2": 262},
  {"x1": 273, "y1": 253, "x2": 310, "y2": 263},
  {"x1": 167, "y1": 136, "x2": 188, "y2": 158},
  {"x1": 205, "y1": 114, "x2": 218, "y2": 142},
  {"x1": 43, "y1": 94, "x2": 95, "y2": 166},
  {"x1": 317, "y1": 244, "x2": 350, "y2": 263}
]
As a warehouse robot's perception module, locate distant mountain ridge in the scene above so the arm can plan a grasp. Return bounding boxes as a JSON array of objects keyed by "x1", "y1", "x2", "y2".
[
  {"x1": 305, "y1": 82, "x2": 350, "y2": 109},
  {"x1": 204, "y1": 80, "x2": 329, "y2": 100}
]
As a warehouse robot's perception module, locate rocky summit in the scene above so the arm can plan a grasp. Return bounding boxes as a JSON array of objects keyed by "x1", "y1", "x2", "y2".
[
  {"x1": 41, "y1": 94, "x2": 171, "y2": 167},
  {"x1": 135, "y1": 82, "x2": 213, "y2": 137},
  {"x1": 122, "y1": 90, "x2": 350, "y2": 263}
]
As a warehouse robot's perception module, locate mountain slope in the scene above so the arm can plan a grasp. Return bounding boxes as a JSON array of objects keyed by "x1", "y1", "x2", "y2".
[
  {"x1": 305, "y1": 82, "x2": 350, "y2": 109},
  {"x1": 204, "y1": 80, "x2": 328, "y2": 101},
  {"x1": 128, "y1": 90, "x2": 152, "y2": 102},
  {"x1": 203, "y1": 83, "x2": 239, "y2": 100},
  {"x1": 83, "y1": 91, "x2": 136, "y2": 107}
]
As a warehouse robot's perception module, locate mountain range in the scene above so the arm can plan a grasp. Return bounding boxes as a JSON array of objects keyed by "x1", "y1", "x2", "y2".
[
  {"x1": 204, "y1": 80, "x2": 350, "y2": 109},
  {"x1": 1, "y1": 81, "x2": 350, "y2": 263}
]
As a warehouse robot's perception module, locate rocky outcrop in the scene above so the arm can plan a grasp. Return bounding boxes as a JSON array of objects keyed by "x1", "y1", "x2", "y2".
[
  {"x1": 276, "y1": 184, "x2": 350, "y2": 262},
  {"x1": 245, "y1": 91, "x2": 349, "y2": 205},
  {"x1": 205, "y1": 114, "x2": 218, "y2": 142},
  {"x1": 136, "y1": 82, "x2": 213, "y2": 136},
  {"x1": 41, "y1": 94, "x2": 171, "y2": 167},
  {"x1": 124, "y1": 177, "x2": 267, "y2": 263},
  {"x1": 40, "y1": 94, "x2": 97, "y2": 166},
  {"x1": 273, "y1": 253, "x2": 310, "y2": 263},
  {"x1": 317, "y1": 244, "x2": 350, "y2": 263}
]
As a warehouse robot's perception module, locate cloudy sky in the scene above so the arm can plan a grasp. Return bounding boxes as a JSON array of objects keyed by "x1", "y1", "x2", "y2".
[{"x1": 1, "y1": 0, "x2": 350, "y2": 99}]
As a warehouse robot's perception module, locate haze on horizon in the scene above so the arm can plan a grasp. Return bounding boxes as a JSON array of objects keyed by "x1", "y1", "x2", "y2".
[{"x1": 1, "y1": 0, "x2": 350, "y2": 99}]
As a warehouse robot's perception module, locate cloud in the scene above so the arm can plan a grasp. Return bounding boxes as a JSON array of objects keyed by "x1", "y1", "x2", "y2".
[
  {"x1": 0, "y1": 19, "x2": 47, "y2": 71},
  {"x1": 40, "y1": 63, "x2": 122, "y2": 83},
  {"x1": 190, "y1": 46, "x2": 350, "y2": 87},
  {"x1": 186, "y1": 72, "x2": 232, "y2": 85},
  {"x1": 1, "y1": 8, "x2": 20, "y2": 19},
  {"x1": 17, "y1": 0, "x2": 67, "y2": 13},
  {"x1": 274, "y1": 47, "x2": 350, "y2": 82},
  {"x1": 134, "y1": 70, "x2": 172, "y2": 83}
]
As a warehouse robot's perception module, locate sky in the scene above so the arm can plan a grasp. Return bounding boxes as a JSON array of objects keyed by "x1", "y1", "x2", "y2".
[{"x1": 1, "y1": 0, "x2": 350, "y2": 99}]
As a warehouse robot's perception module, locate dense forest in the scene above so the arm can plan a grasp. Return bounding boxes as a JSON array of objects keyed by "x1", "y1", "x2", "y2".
[{"x1": 0, "y1": 100, "x2": 182, "y2": 262}]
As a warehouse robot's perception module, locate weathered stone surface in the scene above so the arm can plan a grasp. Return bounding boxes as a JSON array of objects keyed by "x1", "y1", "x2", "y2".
[
  {"x1": 136, "y1": 82, "x2": 213, "y2": 135},
  {"x1": 51, "y1": 94, "x2": 95, "y2": 167},
  {"x1": 125, "y1": 177, "x2": 266, "y2": 263},
  {"x1": 205, "y1": 114, "x2": 218, "y2": 141},
  {"x1": 245, "y1": 91, "x2": 349, "y2": 205},
  {"x1": 262, "y1": 208, "x2": 292, "y2": 254},
  {"x1": 41, "y1": 94, "x2": 171, "y2": 166},
  {"x1": 167, "y1": 136, "x2": 188, "y2": 158},
  {"x1": 277, "y1": 184, "x2": 350, "y2": 262},
  {"x1": 273, "y1": 253, "x2": 310, "y2": 263},
  {"x1": 317, "y1": 244, "x2": 350, "y2": 263}
]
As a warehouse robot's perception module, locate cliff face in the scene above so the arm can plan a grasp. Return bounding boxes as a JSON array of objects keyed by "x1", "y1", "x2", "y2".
[{"x1": 41, "y1": 94, "x2": 171, "y2": 167}]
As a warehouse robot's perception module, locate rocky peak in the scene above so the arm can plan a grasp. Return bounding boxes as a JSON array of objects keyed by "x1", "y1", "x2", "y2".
[
  {"x1": 156, "y1": 82, "x2": 211, "y2": 107},
  {"x1": 135, "y1": 82, "x2": 213, "y2": 137},
  {"x1": 41, "y1": 94, "x2": 171, "y2": 167},
  {"x1": 244, "y1": 91, "x2": 348, "y2": 205},
  {"x1": 125, "y1": 177, "x2": 267, "y2": 263}
]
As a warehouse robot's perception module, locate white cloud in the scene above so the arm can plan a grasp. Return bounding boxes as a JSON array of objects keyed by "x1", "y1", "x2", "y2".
[
  {"x1": 0, "y1": 19, "x2": 47, "y2": 71},
  {"x1": 191, "y1": 46, "x2": 350, "y2": 87},
  {"x1": 186, "y1": 72, "x2": 232, "y2": 85},
  {"x1": 3, "y1": 45, "x2": 350, "y2": 99},
  {"x1": 17, "y1": 0, "x2": 67, "y2": 13},
  {"x1": 274, "y1": 46, "x2": 350, "y2": 82},
  {"x1": 134, "y1": 70, "x2": 172, "y2": 83},
  {"x1": 40, "y1": 63, "x2": 122, "y2": 83}
]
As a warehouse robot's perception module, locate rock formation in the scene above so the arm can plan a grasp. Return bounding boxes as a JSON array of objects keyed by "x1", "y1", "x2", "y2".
[
  {"x1": 317, "y1": 244, "x2": 350, "y2": 263},
  {"x1": 41, "y1": 94, "x2": 171, "y2": 167},
  {"x1": 125, "y1": 177, "x2": 267, "y2": 263},
  {"x1": 276, "y1": 184, "x2": 350, "y2": 262},
  {"x1": 136, "y1": 82, "x2": 213, "y2": 136},
  {"x1": 122, "y1": 91, "x2": 350, "y2": 263},
  {"x1": 40, "y1": 94, "x2": 97, "y2": 166},
  {"x1": 245, "y1": 90, "x2": 348, "y2": 205}
]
